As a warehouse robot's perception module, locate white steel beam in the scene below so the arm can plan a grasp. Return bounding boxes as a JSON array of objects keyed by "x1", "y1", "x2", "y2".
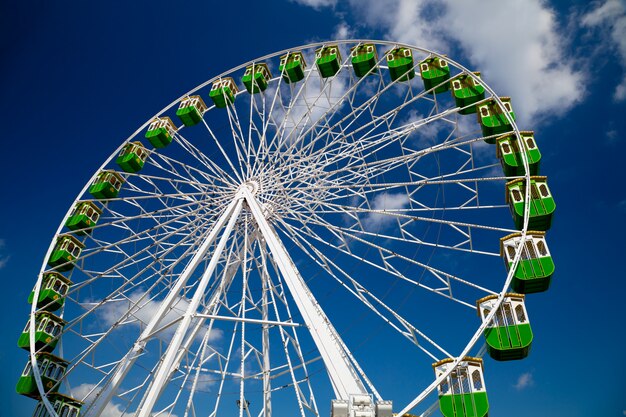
[
  {"x1": 85, "y1": 197, "x2": 242, "y2": 417},
  {"x1": 261, "y1": 261, "x2": 272, "y2": 417},
  {"x1": 137, "y1": 197, "x2": 244, "y2": 417},
  {"x1": 194, "y1": 314, "x2": 302, "y2": 327},
  {"x1": 241, "y1": 186, "x2": 368, "y2": 400}
]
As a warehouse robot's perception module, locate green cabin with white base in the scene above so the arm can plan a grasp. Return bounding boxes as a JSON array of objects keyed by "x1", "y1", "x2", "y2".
[
  {"x1": 242, "y1": 63, "x2": 272, "y2": 94},
  {"x1": 496, "y1": 131, "x2": 541, "y2": 177},
  {"x1": 16, "y1": 353, "x2": 68, "y2": 399},
  {"x1": 350, "y1": 44, "x2": 378, "y2": 77},
  {"x1": 89, "y1": 170, "x2": 124, "y2": 200},
  {"x1": 501, "y1": 232, "x2": 554, "y2": 293},
  {"x1": 116, "y1": 141, "x2": 149, "y2": 173},
  {"x1": 451, "y1": 72, "x2": 485, "y2": 114},
  {"x1": 433, "y1": 357, "x2": 488, "y2": 417},
  {"x1": 31, "y1": 393, "x2": 82, "y2": 417},
  {"x1": 28, "y1": 272, "x2": 71, "y2": 312},
  {"x1": 315, "y1": 45, "x2": 342, "y2": 78},
  {"x1": 478, "y1": 294, "x2": 533, "y2": 361},
  {"x1": 506, "y1": 176, "x2": 555, "y2": 231},
  {"x1": 65, "y1": 201, "x2": 101, "y2": 235},
  {"x1": 47, "y1": 235, "x2": 83, "y2": 272},
  {"x1": 18, "y1": 312, "x2": 66, "y2": 353},
  {"x1": 209, "y1": 78, "x2": 238, "y2": 108},
  {"x1": 176, "y1": 95, "x2": 207, "y2": 127},
  {"x1": 419, "y1": 56, "x2": 450, "y2": 94},
  {"x1": 145, "y1": 117, "x2": 177, "y2": 148},
  {"x1": 477, "y1": 97, "x2": 515, "y2": 142},
  {"x1": 386, "y1": 47, "x2": 415, "y2": 82},
  {"x1": 279, "y1": 52, "x2": 307, "y2": 83}
]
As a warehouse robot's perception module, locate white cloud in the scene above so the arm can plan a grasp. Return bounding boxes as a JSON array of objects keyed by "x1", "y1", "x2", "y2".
[
  {"x1": 97, "y1": 289, "x2": 223, "y2": 342},
  {"x1": 290, "y1": 0, "x2": 337, "y2": 9},
  {"x1": 299, "y1": 0, "x2": 586, "y2": 124},
  {"x1": 72, "y1": 383, "x2": 180, "y2": 417},
  {"x1": 441, "y1": 0, "x2": 584, "y2": 124},
  {"x1": 347, "y1": 0, "x2": 449, "y2": 52},
  {"x1": 606, "y1": 128, "x2": 620, "y2": 145},
  {"x1": 363, "y1": 191, "x2": 410, "y2": 230},
  {"x1": 334, "y1": 22, "x2": 353, "y2": 40},
  {"x1": 513, "y1": 371, "x2": 534, "y2": 390},
  {"x1": 72, "y1": 383, "x2": 125, "y2": 417},
  {"x1": 0, "y1": 239, "x2": 9, "y2": 269},
  {"x1": 402, "y1": 109, "x2": 447, "y2": 147},
  {"x1": 582, "y1": 0, "x2": 626, "y2": 101}
]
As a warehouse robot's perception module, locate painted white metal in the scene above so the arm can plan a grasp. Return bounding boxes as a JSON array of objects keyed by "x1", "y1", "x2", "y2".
[
  {"x1": 136, "y1": 197, "x2": 244, "y2": 417},
  {"x1": 194, "y1": 313, "x2": 302, "y2": 327},
  {"x1": 28, "y1": 40, "x2": 533, "y2": 417},
  {"x1": 86, "y1": 197, "x2": 242, "y2": 417},
  {"x1": 261, "y1": 255, "x2": 272, "y2": 417},
  {"x1": 241, "y1": 186, "x2": 367, "y2": 400}
]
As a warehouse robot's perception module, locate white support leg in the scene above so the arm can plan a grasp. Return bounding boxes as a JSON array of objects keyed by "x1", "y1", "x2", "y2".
[
  {"x1": 136, "y1": 197, "x2": 244, "y2": 417},
  {"x1": 86, "y1": 197, "x2": 243, "y2": 417},
  {"x1": 241, "y1": 187, "x2": 367, "y2": 400},
  {"x1": 262, "y1": 253, "x2": 272, "y2": 417}
]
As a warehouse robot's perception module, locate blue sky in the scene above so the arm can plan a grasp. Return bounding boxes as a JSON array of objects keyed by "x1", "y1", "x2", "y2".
[{"x1": 1, "y1": 1, "x2": 625, "y2": 416}]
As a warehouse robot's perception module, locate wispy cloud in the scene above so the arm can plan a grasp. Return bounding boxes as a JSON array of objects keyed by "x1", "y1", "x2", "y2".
[
  {"x1": 606, "y1": 128, "x2": 620, "y2": 145},
  {"x1": 0, "y1": 239, "x2": 10, "y2": 270},
  {"x1": 95, "y1": 289, "x2": 223, "y2": 342},
  {"x1": 72, "y1": 383, "x2": 126, "y2": 417},
  {"x1": 293, "y1": 0, "x2": 586, "y2": 125},
  {"x1": 72, "y1": 382, "x2": 180, "y2": 417},
  {"x1": 582, "y1": 0, "x2": 626, "y2": 101},
  {"x1": 363, "y1": 191, "x2": 409, "y2": 230},
  {"x1": 514, "y1": 371, "x2": 534, "y2": 390},
  {"x1": 290, "y1": 0, "x2": 337, "y2": 9}
]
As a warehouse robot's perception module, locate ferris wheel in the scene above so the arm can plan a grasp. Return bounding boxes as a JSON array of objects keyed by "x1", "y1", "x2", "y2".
[{"x1": 17, "y1": 40, "x2": 556, "y2": 417}]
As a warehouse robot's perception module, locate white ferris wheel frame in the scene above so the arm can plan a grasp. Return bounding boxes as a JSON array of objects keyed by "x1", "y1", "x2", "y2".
[{"x1": 26, "y1": 39, "x2": 535, "y2": 417}]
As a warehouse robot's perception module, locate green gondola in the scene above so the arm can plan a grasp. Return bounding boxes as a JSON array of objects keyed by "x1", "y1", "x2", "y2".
[
  {"x1": 145, "y1": 117, "x2": 177, "y2": 148},
  {"x1": 478, "y1": 294, "x2": 533, "y2": 361},
  {"x1": 279, "y1": 52, "x2": 307, "y2": 84},
  {"x1": 496, "y1": 131, "x2": 541, "y2": 177},
  {"x1": 16, "y1": 353, "x2": 68, "y2": 399},
  {"x1": 350, "y1": 43, "x2": 378, "y2": 77},
  {"x1": 450, "y1": 72, "x2": 485, "y2": 114},
  {"x1": 477, "y1": 97, "x2": 515, "y2": 142},
  {"x1": 88, "y1": 170, "x2": 124, "y2": 200},
  {"x1": 242, "y1": 63, "x2": 272, "y2": 94},
  {"x1": 176, "y1": 95, "x2": 208, "y2": 127},
  {"x1": 501, "y1": 232, "x2": 554, "y2": 293},
  {"x1": 31, "y1": 393, "x2": 83, "y2": 417},
  {"x1": 17, "y1": 312, "x2": 66, "y2": 353},
  {"x1": 47, "y1": 234, "x2": 84, "y2": 272},
  {"x1": 506, "y1": 176, "x2": 555, "y2": 231},
  {"x1": 386, "y1": 47, "x2": 415, "y2": 82},
  {"x1": 315, "y1": 45, "x2": 342, "y2": 78},
  {"x1": 419, "y1": 56, "x2": 450, "y2": 94},
  {"x1": 65, "y1": 201, "x2": 102, "y2": 235},
  {"x1": 27, "y1": 272, "x2": 71, "y2": 312},
  {"x1": 209, "y1": 77, "x2": 238, "y2": 108},
  {"x1": 115, "y1": 141, "x2": 149, "y2": 173},
  {"x1": 433, "y1": 357, "x2": 489, "y2": 417}
]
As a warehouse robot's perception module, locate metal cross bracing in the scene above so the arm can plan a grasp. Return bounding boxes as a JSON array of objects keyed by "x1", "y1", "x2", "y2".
[{"x1": 28, "y1": 40, "x2": 533, "y2": 417}]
